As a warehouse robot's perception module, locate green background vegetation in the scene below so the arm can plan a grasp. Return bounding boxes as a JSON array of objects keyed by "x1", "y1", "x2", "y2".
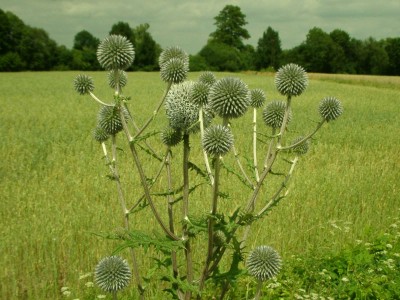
[
  {"x1": 1, "y1": 5, "x2": 400, "y2": 75},
  {"x1": 0, "y1": 71, "x2": 399, "y2": 299}
]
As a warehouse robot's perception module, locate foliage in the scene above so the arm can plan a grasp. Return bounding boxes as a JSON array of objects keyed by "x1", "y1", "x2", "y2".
[{"x1": 256, "y1": 26, "x2": 282, "y2": 71}]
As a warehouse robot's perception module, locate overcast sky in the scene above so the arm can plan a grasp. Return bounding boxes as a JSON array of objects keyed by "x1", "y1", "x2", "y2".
[{"x1": 2, "y1": 0, "x2": 400, "y2": 54}]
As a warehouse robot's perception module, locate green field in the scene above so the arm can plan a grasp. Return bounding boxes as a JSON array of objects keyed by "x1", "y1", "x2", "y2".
[{"x1": 1, "y1": 71, "x2": 399, "y2": 299}]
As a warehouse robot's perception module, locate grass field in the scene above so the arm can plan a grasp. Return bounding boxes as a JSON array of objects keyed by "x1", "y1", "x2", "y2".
[{"x1": 0, "y1": 71, "x2": 399, "y2": 299}]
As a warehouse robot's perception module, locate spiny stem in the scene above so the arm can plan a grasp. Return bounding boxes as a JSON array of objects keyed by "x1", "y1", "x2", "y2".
[
  {"x1": 134, "y1": 82, "x2": 172, "y2": 139},
  {"x1": 199, "y1": 106, "x2": 214, "y2": 185},
  {"x1": 89, "y1": 91, "x2": 113, "y2": 106},
  {"x1": 277, "y1": 95, "x2": 292, "y2": 148},
  {"x1": 182, "y1": 133, "x2": 193, "y2": 300},
  {"x1": 253, "y1": 107, "x2": 260, "y2": 183}
]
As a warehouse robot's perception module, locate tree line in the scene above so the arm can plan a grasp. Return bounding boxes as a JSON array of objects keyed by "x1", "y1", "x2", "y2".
[{"x1": 1, "y1": 6, "x2": 399, "y2": 75}]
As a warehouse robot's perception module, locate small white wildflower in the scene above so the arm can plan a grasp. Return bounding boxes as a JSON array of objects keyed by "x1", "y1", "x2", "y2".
[
  {"x1": 97, "y1": 295, "x2": 106, "y2": 299},
  {"x1": 341, "y1": 277, "x2": 349, "y2": 282},
  {"x1": 393, "y1": 253, "x2": 400, "y2": 257},
  {"x1": 298, "y1": 288, "x2": 306, "y2": 293},
  {"x1": 85, "y1": 281, "x2": 94, "y2": 288},
  {"x1": 61, "y1": 287, "x2": 69, "y2": 292},
  {"x1": 310, "y1": 293, "x2": 319, "y2": 299},
  {"x1": 79, "y1": 272, "x2": 92, "y2": 280},
  {"x1": 364, "y1": 242, "x2": 372, "y2": 247},
  {"x1": 368, "y1": 268, "x2": 374, "y2": 273},
  {"x1": 390, "y1": 223, "x2": 398, "y2": 228},
  {"x1": 344, "y1": 226, "x2": 350, "y2": 233},
  {"x1": 63, "y1": 290, "x2": 71, "y2": 297},
  {"x1": 355, "y1": 239, "x2": 363, "y2": 245},
  {"x1": 294, "y1": 294, "x2": 304, "y2": 299},
  {"x1": 386, "y1": 244, "x2": 393, "y2": 249}
]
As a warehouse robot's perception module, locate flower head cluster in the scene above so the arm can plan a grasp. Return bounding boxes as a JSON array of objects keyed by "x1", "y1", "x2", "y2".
[
  {"x1": 319, "y1": 96, "x2": 343, "y2": 121},
  {"x1": 263, "y1": 100, "x2": 292, "y2": 129},
  {"x1": 74, "y1": 74, "x2": 94, "y2": 95},
  {"x1": 202, "y1": 125, "x2": 234, "y2": 156},
  {"x1": 98, "y1": 105, "x2": 130, "y2": 135},
  {"x1": 159, "y1": 46, "x2": 189, "y2": 84},
  {"x1": 275, "y1": 63, "x2": 308, "y2": 97}
]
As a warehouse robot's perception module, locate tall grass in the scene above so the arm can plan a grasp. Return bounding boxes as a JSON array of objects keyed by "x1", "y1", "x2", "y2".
[{"x1": 0, "y1": 71, "x2": 399, "y2": 299}]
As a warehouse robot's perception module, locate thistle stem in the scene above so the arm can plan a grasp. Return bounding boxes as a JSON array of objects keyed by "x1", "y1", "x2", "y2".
[
  {"x1": 182, "y1": 133, "x2": 194, "y2": 300},
  {"x1": 254, "y1": 280, "x2": 263, "y2": 300},
  {"x1": 277, "y1": 95, "x2": 292, "y2": 148},
  {"x1": 199, "y1": 106, "x2": 214, "y2": 185},
  {"x1": 253, "y1": 108, "x2": 260, "y2": 183},
  {"x1": 89, "y1": 91, "x2": 113, "y2": 106}
]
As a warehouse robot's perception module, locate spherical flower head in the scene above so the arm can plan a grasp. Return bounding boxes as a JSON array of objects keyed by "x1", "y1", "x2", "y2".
[
  {"x1": 98, "y1": 105, "x2": 130, "y2": 135},
  {"x1": 275, "y1": 63, "x2": 308, "y2": 97},
  {"x1": 202, "y1": 125, "x2": 234, "y2": 156},
  {"x1": 93, "y1": 126, "x2": 109, "y2": 143},
  {"x1": 159, "y1": 46, "x2": 189, "y2": 68},
  {"x1": 247, "y1": 245, "x2": 282, "y2": 282},
  {"x1": 250, "y1": 88, "x2": 266, "y2": 108},
  {"x1": 97, "y1": 35, "x2": 135, "y2": 70},
  {"x1": 319, "y1": 96, "x2": 343, "y2": 121},
  {"x1": 209, "y1": 77, "x2": 250, "y2": 119},
  {"x1": 198, "y1": 71, "x2": 217, "y2": 86},
  {"x1": 213, "y1": 230, "x2": 226, "y2": 247},
  {"x1": 160, "y1": 57, "x2": 189, "y2": 84},
  {"x1": 94, "y1": 256, "x2": 131, "y2": 293},
  {"x1": 74, "y1": 74, "x2": 94, "y2": 95},
  {"x1": 190, "y1": 81, "x2": 210, "y2": 106},
  {"x1": 161, "y1": 127, "x2": 182, "y2": 147},
  {"x1": 263, "y1": 100, "x2": 292, "y2": 129},
  {"x1": 291, "y1": 136, "x2": 310, "y2": 155},
  {"x1": 108, "y1": 70, "x2": 127, "y2": 89},
  {"x1": 165, "y1": 81, "x2": 212, "y2": 134}
]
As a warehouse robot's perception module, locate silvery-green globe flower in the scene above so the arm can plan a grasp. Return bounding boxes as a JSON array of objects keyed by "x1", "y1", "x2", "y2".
[
  {"x1": 93, "y1": 126, "x2": 109, "y2": 143},
  {"x1": 160, "y1": 57, "x2": 189, "y2": 84},
  {"x1": 319, "y1": 96, "x2": 343, "y2": 122},
  {"x1": 165, "y1": 81, "x2": 212, "y2": 134},
  {"x1": 190, "y1": 81, "x2": 210, "y2": 106},
  {"x1": 74, "y1": 74, "x2": 94, "y2": 95},
  {"x1": 97, "y1": 35, "x2": 135, "y2": 70},
  {"x1": 263, "y1": 100, "x2": 292, "y2": 129},
  {"x1": 98, "y1": 105, "x2": 130, "y2": 135},
  {"x1": 275, "y1": 63, "x2": 308, "y2": 97},
  {"x1": 108, "y1": 70, "x2": 127, "y2": 89},
  {"x1": 159, "y1": 46, "x2": 189, "y2": 68},
  {"x1": 202, "y1": 125, "x2": 234, "y2": 156},
  {"x1": 199, "y1": 71, "x2": 217, "y2": 86},
  {"x1": 291, "y1": 136, "x2": 310, "y2": 155},
  {"x1": 213, "y1": 230, "x2": 226, "y2": 247},
  {"x1": 250, "y1": 88, "x2": 266, "y2": 108},
  {"x1": 247, "y1": 245, "x2": 282, "y2": 282},
  {"x1": 161, "y1": 127, "x2": 182, "y2": 147},
  {"x1": 94, "y1": 256, "x2": 131, "y2": 293},
  {"x1": 209, "y1": 77, "x2": 250, "y2": 119}
]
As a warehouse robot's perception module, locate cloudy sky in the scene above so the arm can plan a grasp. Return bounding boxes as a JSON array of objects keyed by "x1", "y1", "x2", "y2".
[{"x1": 2, "y1": 0, "x2": 400, "y2": 54}]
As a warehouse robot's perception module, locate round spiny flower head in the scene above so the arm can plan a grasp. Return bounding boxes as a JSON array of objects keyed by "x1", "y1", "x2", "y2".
[
  {"x1": 97, "y1": 35, "x2": 135, "y2": 70},
  {"x1": 202, "y1": 125, "x2": 234, "y2": 156},
  {"x1": 198, "y1": 71, "x2": 217, "y2": 86},
  {"x1": 190, "y1": 81, "x2": 210, "y2": 106},
  {"x1": 291, "y1": 136, "x2": 310, "y2": 155},
  {"x1": 160, "y1": 57, "x2": 189, "y2": 84},
  {"x1": 263, "y1": 100, "x2": 292, "y2": 129},
  {"x1": 159, "y1": 46, "x2": 189, "y2": 68},
  {"x1": 165, "y1": 81, "x2": 212, "y2": 134},
  {"x1": 74, "y1": 74, "x2": 94, "y2": 95},
  {"x1": 247, "y1": 245, "x2": 282, "y2": 282},
  {"x1": 213, "y1": 230, "x2": 226, "y2": 247},
  {"x1": 108, "y1": 70, "x2": 127, "y2": 89},
  {"x1": 319, "y1": 96, "x2": 343, "y2": 122},
  {"x1": 209, "y1": 77, "x2": 250, "y2": 119},
  {"x1": 161, "y1": 127, "x2": 182, "y2": 147},
  {"x1": 98, "y1": 105, "x2": 130, "y2": 135},
  {"x1": 275, "y1": 63, "x2": 308, "y2": 97},
  {"x1": 250, "y1": 88, "x2": 266, "y2": 108},
  {"x1": 94, "y1": 256, "x2": 131, "y2": 293},
  {"x1": 93, "y1": 125, "x2": 109, "y2": 143}
]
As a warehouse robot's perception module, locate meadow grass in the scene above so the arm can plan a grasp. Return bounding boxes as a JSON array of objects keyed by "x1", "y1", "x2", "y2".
[{"x1": 0, "y1": 71, "x2": 399, "y2": 299}]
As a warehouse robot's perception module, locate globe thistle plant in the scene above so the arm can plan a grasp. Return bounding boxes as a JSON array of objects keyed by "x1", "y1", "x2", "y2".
[
  {"x1": 290, "y1": 136, "x2": 310, "y2": 155},
  {"x1": 93, "y1": 125, "x2": 110, "y2": 143},
  {"x1": 209, "y1": 77, "x2": 250, "y2": 119},
  {"x1": 202, "y1": 125, "x2": 234, "y2": 156},
  {"x1": 263, "y1": 100, "x2": 292, "y2": 129},
  {"x1": 247, "y1": 245, "x2": 282, "y2": 282},
  {"x1": 94, "y1": 256, "x2": 131, "y2": 294},
  {"x1": 319, "y1": 96, "x2": 343, "y2": 121},
  {"x1": 97, "y1": 35, "x2": 135, "y2": 70},
  {"x1": 190, "y1": 81, "x2": 210, "y2": 106},
  {"x1": 160, "y1": 57, "x2": 189, "y2": 84},
  {"x1": 108, "y1": 70, "x2": 128, "y2": 89},
  {"x1": 198, "y1": 71, "x2": 217, "y2": 86},
  {"x1": 161, "y1": 127, "x2": 182, "y2": 147},
  {"x1": 250, "y1": 88, "x2": 266, "y2": 108},
  {"x1": 159, "y1": 46, "x2": 189, "y2": 68},
  {"x1": 275, "y1": 63, "x2": 308, "y2": 97},
  {"x1": 74, "y1": 74, "x2": 94, "y2": 95},
  {"x1": 98, "y1": 105, "x2": 130, "y2": 135}
]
